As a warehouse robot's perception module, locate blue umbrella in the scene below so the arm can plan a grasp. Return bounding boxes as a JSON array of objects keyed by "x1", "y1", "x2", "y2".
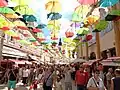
[
  {"x1": 23, "y1": 15, "x2": 37, "y2": 22},
  {"x1": 47, "y1": 12, "x2": 62, "y2": 20},
  {"x1": 99, "y1": 0, "x2": 119, "y2": 7},
  {"x1": 36, "y1": 24, "x2": 46, "y2": 29}
]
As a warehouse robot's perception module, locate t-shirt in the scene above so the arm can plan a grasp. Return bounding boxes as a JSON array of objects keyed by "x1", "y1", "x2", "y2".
[
  {"x1": 23, "y1": 69, "x2": 30, "y2": 77},
  {"x1": 64, "y1": 70, "x2": 72, "y2": 83},
  {"x1": 87, "y1": 77, "x2": 104, "y2": 90},
  {"x1": 56, "y1": 81, "x2": 62, "y2": 90},
  {"x1": 9, "y1": 69, "x2": 17, "y2": 81}
]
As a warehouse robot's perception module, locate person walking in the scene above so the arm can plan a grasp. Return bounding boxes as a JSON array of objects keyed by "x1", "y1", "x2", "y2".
[
  {"x1": 75, "y1": 66, "x2": 88, "y2": 90},
  {"x1": 8, "y1": 66, "x2": 18, "y2": 90},
  {"x1": 64, "y1": 65, "x2": 72, "y2": 90},
  {"x1": 111, "y1": 68, "x2": 120, "y2": 90},
  {"x1": 87, "y1": 70, "x2": 106, "y2": 90},
  {"x1": 106, "y1": 68, "x2": 113, "y2": 90}
]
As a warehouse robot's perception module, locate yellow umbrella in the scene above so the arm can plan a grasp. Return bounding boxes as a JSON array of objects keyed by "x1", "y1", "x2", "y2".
[
  {"x1": 11, "y1": 0, "x2": 32, "y2": 5},
  {"x1": 3, "y1": 13, "x2": 21, "y2": 19},
  {"x1": 74, "y1": 5, "x2": 90, "y2": 18},
  {"x1": 48, "y1": 20, "x2": 60, "y2": 26},
  {"x1": 4, "y1": 30, "x2": 18, "y2": 37},
  {"x1": 13, "y1": 20, "x2": 26, "y2": 27},
  {"x1": 45, "y1": 1, "x2": 61, "y2": 12}
]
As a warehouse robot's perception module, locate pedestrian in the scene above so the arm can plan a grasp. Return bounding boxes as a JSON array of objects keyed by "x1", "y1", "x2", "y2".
[
  {"x1": 106, "y1": 68, "x2": 113, "y2": 90},
  {"x1": 56, "y1": 76, "x2": 62, "y2": 90},
  {"x1": 87, "y1": 70, "x2": 106, "y2": 90},
  {"x1": 111, "y1": 68, "x2": 120, "y2": 90},
  {"x1": 75, "y1": 65, "x2": 88, "y2": 90},
  {"x1": 64, "y1": 65, "x2": 72, "y2": 90},
  {"x1": 8, "y1": 66, "x2": 18, "y2": 90}
]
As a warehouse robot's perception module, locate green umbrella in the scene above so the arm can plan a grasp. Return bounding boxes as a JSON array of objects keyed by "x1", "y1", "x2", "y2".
[
  {"x1": 110, "y1": 10, "x2": 120, "y2": 16},
  {"x1": 63, "y1": 38, "x2": 72, "y2": 43},
  {"x1": 72, "y1": 13, "x2": 83, "y2": 22},
  {"x1": 0, "y1": 7, "x2": 15, "y2": 14},
  {"x1": 77, "y1": 28, "x2": 90, "y2": 36},
  {"x1": 18, "y1": 40, "x2": 31, "y2": 45},
  {"x1": 14, "y1": 5, "x2": 34, "y2": 15},
  {"x1": 95, "y1": 20, "x2": 108, "y2": 31},
  {"x1": 28, "y1": 38, "x2": 36, "y2": 42}
]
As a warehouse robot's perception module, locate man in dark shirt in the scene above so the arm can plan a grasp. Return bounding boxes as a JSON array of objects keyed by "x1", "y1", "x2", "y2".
[{"x1": 8, "y1": 66, "x2": 18, "y2": 90}]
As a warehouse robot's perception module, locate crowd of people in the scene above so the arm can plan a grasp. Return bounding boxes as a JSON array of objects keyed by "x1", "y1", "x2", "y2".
[{"x1": 1, "y1": 63, "x2": 120, "y2": 90}]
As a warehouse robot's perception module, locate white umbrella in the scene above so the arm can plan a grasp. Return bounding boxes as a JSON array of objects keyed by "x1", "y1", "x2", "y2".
[{"x1": 72, "y1": 58, "x2": 86, "y2": 63}]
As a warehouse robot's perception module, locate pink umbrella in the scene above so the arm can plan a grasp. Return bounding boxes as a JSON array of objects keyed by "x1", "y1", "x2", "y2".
[
  {"x1": 77, "y1": 0, "x2": 98, "y2": 5},
  {"x1": 0, "y1": 0, "x2": 8, "y2": 7}
]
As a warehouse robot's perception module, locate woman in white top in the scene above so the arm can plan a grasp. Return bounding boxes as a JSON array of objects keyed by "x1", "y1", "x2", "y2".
[{"x1": 87, "y1": 70, "x2": 106, "y2": 90}]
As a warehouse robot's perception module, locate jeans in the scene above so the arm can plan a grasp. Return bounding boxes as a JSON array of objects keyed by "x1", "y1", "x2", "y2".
[
  {"x1": 77, "y1": 85, "x2": 85, "y2": 90},
  {"x1": 65, "y1": 82, "x2": 72, "y2": 90}
]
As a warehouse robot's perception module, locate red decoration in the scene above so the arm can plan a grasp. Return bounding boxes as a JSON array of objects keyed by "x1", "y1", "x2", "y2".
[
  {"x1": 23, "y1": 34, "x2": 29, "y2": 37},
  {"x1": 13, "y1": 36, "x2": 20, "y2": 40},
  {"x1": 0, "y1": 0, "x2": 8, "y2": 7},
  {"x1": 86, "y1": 35, "x2": 92, "y2": 41},
  {"x1": 32, "y1": 28, "x2": 42, "y2": 33},
  {"x1": 0, "y1": 27, "x2": 10, "y2": 31},
  {"x1": 17, "y1": 26, "x2": 28, "y2": 30},
  {"x1": 37, "y1": 38, "x2": 45, "y2": 42},
  {"x1": 32, "y1": 42, "x2": 38, "y2": 46},
  {"x1": 44, "y1": 50, "x2": 48, "y2": 52},
  {"x1": 51, "y1": 37, "x2": 58, "y2": 40},
  {"x1": 65, "y1": 29, "x2": 74, "y2": 38}
]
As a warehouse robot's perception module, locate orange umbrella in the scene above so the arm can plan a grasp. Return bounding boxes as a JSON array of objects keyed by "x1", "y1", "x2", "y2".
[{"x1": 3, "y1": 13, "x2": 21, "y2": 19}]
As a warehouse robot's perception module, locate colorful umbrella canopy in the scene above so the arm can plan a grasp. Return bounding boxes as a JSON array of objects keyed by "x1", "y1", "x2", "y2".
[
  {"x1": 45, "y1": 1, "x2": 61, "y2": 12},
  {"x1": 71, "y1": 22, "x2": 81, "y2": 27},
  {"x1": 23, "y1": 15, "x2": 37, "y2": 22},
  {"x1": 47, "y1": 12, "x2": 62, "y2": 20},
  {"x1": 99, "y1": 0, "x2": 119, "y2": 7},
  {"x1": 0, "y1": 0, "x2": 8, "y2": 7},
  {"x1": 63, "y1": 38, "x2": 72, "y2": 43},
  {"x1": 47, "y1": 24, "x2": 60, "y2": 31},
  {"x1": 11, "y1": 0, "x2": 31, "y2": 5},
  {"x1": 77, "y1": 27, "x2": 90, "y2": 36},
  {"x1": 95, "y1": 20, "x2": 108, "y2": 31},
  {"x1": 3, "y1": 13, "x2": 20, "y2": 19},
  {"x1": 36, "y1": 24, "x2": 46, "y2": 29},
  {"x1": 32, "y1": 28, "x2": 42, "y2": 33},
  {"x1": 48, "y1": 20, "x2": 60, "y2": 26},
  {"x1": 14, "y1": 5, "x2": 34, "y2": 15},
  {"x1": 0, "y1": 7, "x2": 15, "y2": 14},
  {"x1": 72, "y1": 13, "x2": 83, "y2": 22},
  {"x1": 77, "y1": 0, "x2": 97, "y2": 5}
]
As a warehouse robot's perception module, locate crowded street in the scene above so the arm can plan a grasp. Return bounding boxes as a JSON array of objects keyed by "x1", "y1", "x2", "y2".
[{"x1": 0, "y1": 0, "x2": 120, "y2": 90}]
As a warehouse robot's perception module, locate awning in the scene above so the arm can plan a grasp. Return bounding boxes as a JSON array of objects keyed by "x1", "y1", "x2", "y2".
[
  {"x1": 9, "y1": 59, "x2": 25, "y2": 64},
  {"x1": 100, "y1": 60, "x2": 120, "y2": 66}
]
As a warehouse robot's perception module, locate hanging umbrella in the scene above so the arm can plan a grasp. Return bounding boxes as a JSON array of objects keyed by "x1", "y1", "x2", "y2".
[
  {"x1": 36, "y1": 24, "x2": 46, "y2": 29},
  {"x1": 23, "y1": 15, "x2": 37, "y2": 22},
  {"x1": 99, "y1": 0, "x2": 119, "y2": 7},
  {"x1": 45, "y1": 1, "x2": 61, "y2": 12},
  {"x1": 95, "y1": 20, "x2": 108, "y2": 31},
  {"x1": 84, "y1": 15, "x2": 99, "y2": 25},
  {"x1": 47, "y1": 12, "x2": 62, "y2": 20},
  {"x1": 70, "y1": 22, "x2": 81, "y2": 27},
  {"x1": 3, "y1": 13, "x2": 21, "y2": 19},
  {"x1": 72, "y1": 13, "x2": 83, "y2": 22},
  {"x1": 48, "y1": 20, "x2": 60, "y2": 26},
  {"x1": 4, "y1": 30, "x2": 18, "y2": 37},
  {"x1": 32, "y1": 28, "x2": 42, "y2": 33},
  {"x1": 28, "y1": 38, "x2": 36, "y2": 42},
  {"x1": 0, "y1": 0, "x2": 8, "y2": 7},
  {"x1": 0, "y1": 26, "x2": 10, "y2": 31},
  {"x1": 77, "y1": 27, "x2": 90, "y2": 36},
  {"x1": 14, "y1": 5, "x2": 34, "y2": 15},
  {"x1": 18, "y1": 40, "x2": 31, "y2": 45},
  {"x1": 11, "y1": 0, "x2": 32, "y2": 5},
  {"x1": 0, "y1": 7, "x2": 15, "y2": 14},
  {"x1": 47, "y1": 24, "x2": 60, "y2": 31},
  {"x1": 63, "y1": 38, "x2": 72, "y2": 43},
  {"x1": 77, "y1": 0, "x2": 97, "y2": 5},
  {"x1": 12, "y1": 36, "x2": 21, "y2": 40},
  {"x1": 13, "y1": 20, "x2": 28, "y2": 30}
]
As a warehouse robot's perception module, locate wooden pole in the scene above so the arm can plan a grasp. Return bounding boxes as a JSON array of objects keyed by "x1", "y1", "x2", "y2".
[
  {"x1": 96, "y1": 32, "x2": 101, "y2": 59},
  {"x1": 85, "y1": 42, "x2": 89, "y2": 60},
  {"x1": 80, "y1": 43, "x2": 83, "y2": 58},
  {"x1": 112, "y1": 3, "x2": 120, "y2": 56}
]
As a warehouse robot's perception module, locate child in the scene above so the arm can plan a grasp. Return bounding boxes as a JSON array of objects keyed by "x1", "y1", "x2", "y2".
[
  {"x1": 29, "y1": 78, "x2": 38, "y2": 90},
  {"x1": 56, "y1": 76, "x2": 62, "y2": 90}
]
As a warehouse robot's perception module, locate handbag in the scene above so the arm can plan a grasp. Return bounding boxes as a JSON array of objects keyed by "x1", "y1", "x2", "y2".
[{"x1": 87, "y1": 78, "x2": 99, "y2": 90}]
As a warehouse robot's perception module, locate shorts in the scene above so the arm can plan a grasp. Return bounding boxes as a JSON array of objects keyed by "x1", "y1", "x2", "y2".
[{"x1": 8, "y1": 80, "x2": 16, "y2": 89}]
